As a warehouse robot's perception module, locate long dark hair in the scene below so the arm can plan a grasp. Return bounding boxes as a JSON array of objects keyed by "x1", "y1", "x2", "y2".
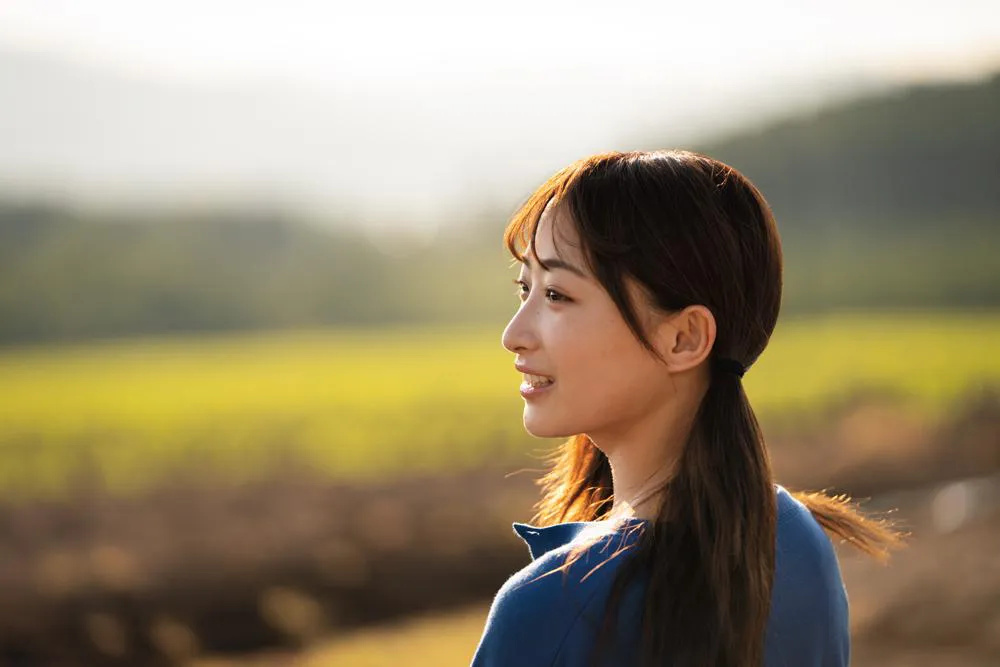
[{"x1": 503, "y1": 150, "x2": 902, "y2": 667}]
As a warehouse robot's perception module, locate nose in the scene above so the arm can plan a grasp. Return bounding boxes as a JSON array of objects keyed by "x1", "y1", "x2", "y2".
[{"x1": 501, "y1": 302, "x2": 538, "y2": 354}]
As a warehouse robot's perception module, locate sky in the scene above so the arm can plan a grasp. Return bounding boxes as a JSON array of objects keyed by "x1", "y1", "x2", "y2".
[
  {"x1": 2, "y1": 0, "x2": 998, "y2": 87},
  {"x1": 0, "y1": 1, "x2": 998, "y2": 232}
]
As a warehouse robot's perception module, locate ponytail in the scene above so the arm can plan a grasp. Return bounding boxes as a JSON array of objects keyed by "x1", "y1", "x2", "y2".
[
  {"x1": 625, "y1": 366, "x2": 775, "y2": 665},
  {"x1": 791, "y1": 490, "x2": 903, "y2": 562}
]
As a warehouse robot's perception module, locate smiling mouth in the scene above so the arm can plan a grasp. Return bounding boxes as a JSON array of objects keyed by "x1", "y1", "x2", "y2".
[{"x1": 523, "y1": 373, "x2": 554, "y2": 388}]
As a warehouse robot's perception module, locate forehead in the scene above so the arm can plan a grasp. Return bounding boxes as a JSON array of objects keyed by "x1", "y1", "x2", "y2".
[{"x1": 527, "y1": 199, "x2": 585, "y2": 265}]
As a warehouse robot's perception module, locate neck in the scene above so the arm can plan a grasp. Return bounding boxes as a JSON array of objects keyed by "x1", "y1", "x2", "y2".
[
  {"x1": 595, "y1": 381, "x2": 706, "y2": 522},
  {"x1": 605, "y1": 451, "x2": 676, "y2": 521}
]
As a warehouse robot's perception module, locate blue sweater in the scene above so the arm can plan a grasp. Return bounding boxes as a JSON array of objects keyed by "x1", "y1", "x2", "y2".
[{"x1": 471, "y1": 486, "x2": 849, "y2": 666}]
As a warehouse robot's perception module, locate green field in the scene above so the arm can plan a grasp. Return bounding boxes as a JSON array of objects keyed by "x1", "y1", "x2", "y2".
[{"x1": 0, "y1": 311, "x2": 998, "y2": 498}]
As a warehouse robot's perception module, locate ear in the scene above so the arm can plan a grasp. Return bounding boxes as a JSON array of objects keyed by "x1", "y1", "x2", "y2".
[{"x1": 652, "y1": 305, "x2": 717, "y2": 373}]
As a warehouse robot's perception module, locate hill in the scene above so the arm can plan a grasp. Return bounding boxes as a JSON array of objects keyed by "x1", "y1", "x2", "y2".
[
  {"x1": 692, "y1": 73, "x2": 1000, "y2": 310},
  {"x1": 696, "y1": 72, "x2": 1000, "y2": 230},
  {"x1": 1, "y1": 73, "x2": 997, "y2": 343}
]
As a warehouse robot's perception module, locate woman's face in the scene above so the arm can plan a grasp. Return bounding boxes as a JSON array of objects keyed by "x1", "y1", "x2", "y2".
[{"x1": 501, "y1": 201, "x2": 677, "y2": 443}]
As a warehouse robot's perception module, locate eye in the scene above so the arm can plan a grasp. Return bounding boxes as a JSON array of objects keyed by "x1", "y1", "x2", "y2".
[
  {"x1": 512, "y1": 279, "x2": 532, "y2": 302},
  {"x1": 544, "y1": 288, "x2": 568, "y2": 303},
  {"x1": 512, "y1": 279, "x2": 569, "y2": 303}
]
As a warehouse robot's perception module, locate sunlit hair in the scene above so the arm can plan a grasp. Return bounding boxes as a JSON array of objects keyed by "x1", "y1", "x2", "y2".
[{"x1": 504, "y1": 150, "x2": 903, "y2": 667}]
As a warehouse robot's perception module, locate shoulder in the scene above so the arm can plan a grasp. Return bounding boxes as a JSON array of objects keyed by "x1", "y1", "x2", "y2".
[
  {"x1": 774, "y1": 486, "x2": 848, "y2": 598},
  {"x1": 767, "y1": 486, "x2": 850, "y2": 667},
  {"x1": 471, "y1": 521, "x2": 642, "y2": 667}
]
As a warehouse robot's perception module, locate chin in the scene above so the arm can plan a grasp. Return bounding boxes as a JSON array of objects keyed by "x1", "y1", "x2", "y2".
[{"x1": 522, "y1": 410, "x2": 576, "y2": 439}]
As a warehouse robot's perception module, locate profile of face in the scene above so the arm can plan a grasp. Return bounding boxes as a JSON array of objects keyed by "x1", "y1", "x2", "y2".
[{"x1": 501, "y1": 201, "x2": 714, "y2": 448}]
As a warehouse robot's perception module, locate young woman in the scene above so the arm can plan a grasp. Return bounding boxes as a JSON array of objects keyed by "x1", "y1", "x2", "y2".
[{"x1": 470, "y1": 150, "x2": 901, "y2": 667}]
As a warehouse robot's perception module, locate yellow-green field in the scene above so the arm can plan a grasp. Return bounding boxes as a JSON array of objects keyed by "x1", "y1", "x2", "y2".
[{"x1": 0, "y1": 311, "x2": 998, "y2": 498}]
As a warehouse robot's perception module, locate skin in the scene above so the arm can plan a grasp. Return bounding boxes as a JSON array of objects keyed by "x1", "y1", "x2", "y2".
[{"x1": 501, "y1": 199, "x2": 719, "y2": 521}]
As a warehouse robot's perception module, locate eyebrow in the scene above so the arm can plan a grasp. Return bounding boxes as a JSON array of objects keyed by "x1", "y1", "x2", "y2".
[{"x1": 520, "y1": 255, "x2": 588, "y2": 279}]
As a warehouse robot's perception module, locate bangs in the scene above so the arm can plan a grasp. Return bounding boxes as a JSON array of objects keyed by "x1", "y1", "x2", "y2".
[{"x1": 503, "y1": 153, "x2": 619, "y2": 270}]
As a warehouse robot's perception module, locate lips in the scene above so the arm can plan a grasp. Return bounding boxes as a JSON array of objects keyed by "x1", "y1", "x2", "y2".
[{"x1": 515, "y1": 363, "x2": 554, "y2": 387}]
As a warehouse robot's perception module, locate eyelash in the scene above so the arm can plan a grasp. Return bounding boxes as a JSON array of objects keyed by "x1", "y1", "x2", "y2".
[{"x1": 513, "y1": 279, "x2": 569, "y2": 303}]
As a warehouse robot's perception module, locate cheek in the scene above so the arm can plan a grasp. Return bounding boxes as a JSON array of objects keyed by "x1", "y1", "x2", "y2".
[
  {"x1": 523, "y1": 317, "x2": 663, "y2": 438},
  {"x1": 577, "y1": 359, "x2": 647, "y2": 413},
  {"x1": 562, "y1": 327, "x2": 654, "y2": 407}
]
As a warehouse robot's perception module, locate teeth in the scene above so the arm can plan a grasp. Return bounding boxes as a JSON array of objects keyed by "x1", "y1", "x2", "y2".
[{"x1": 524, "y1": 373, "x2": 554, "y2": 387}]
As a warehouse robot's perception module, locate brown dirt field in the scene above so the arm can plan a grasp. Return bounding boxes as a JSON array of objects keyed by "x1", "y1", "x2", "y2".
[
  {"x1": 0, "y1": 393, "x2": 997, "y2": 665},
  {"x1": 844, "y1": 481, "x2": 1000, "y2": 666},
  {"x1": 198, "y1": 502, "x2": 1000, "y2": 667}
]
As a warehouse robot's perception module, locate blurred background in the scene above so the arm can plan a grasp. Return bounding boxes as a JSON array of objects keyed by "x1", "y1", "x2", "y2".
[{"x1": 0, "y1": 1, "x2": 998, "y2": 665}]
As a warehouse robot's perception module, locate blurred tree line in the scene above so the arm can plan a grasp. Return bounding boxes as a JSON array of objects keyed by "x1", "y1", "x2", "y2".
[
  {"x1": 1, "y1": 74, "x2": 997, "y2": 345},
  {"x1": 0, "y1": 204, "x2": 513, "y2": 344}
]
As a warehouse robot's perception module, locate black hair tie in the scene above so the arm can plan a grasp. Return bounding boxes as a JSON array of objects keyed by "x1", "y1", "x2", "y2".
[{"x1": 713, "y1": 356, "x2": 747, "y2": 378}]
